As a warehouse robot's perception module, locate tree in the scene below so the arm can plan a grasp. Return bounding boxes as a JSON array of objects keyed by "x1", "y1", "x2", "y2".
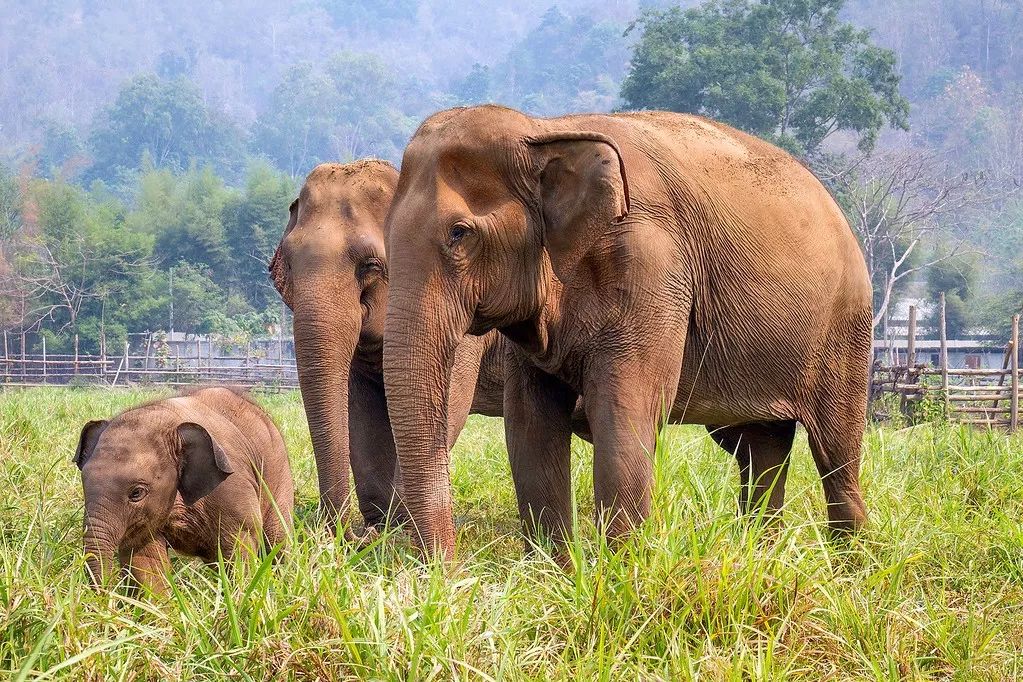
[
  {"x1": 925, "y1": 254, "x2": 977, "y2": 336},
  {"x1": 621, "y1": 0, "x2": 910, "y2": 157},
  {"x1": 86, "y1": 74, "x2": 245, "y2": 185},
  {"x1": 250, "y1": 63, "x2": 340, "y2": 177},
  {"x1": 130, "y1": 166, "x2": 234, "y2": 287},
  {"x1": 822, "y1": 150, "x2": 1011, "y2": 335},
  {"x1": 494, "y1": 8, "x2": 628, "y2": 116},
  {"x1": 166, "y1": 261, "x2": 228, "y2": 336},
  {"x1": 453, "y1": 64, "x2": 492, "y2": 105},
  {"x1": 1, "y1": 179, "x2": 158, "y2": 353},
  {"x1": 0, "y1": 164, "x2": 22, "y2": 240},
  {"x1": 224, "y1": 163, "x2": 295, "y2": 310},
  {"x1": 251, "y1": 53, "x2": 414, "y2": 174}
]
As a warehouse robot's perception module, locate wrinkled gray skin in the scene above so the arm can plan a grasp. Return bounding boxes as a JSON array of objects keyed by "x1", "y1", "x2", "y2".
[
  {"x1": 382, "y1": 105, "x2": 872, "y2": 560},
  {"x1": 268, "y1": 161, "x2": 509, "y2": 537},
  {"x1": 75, "y1": 387, "x2": 294, "y2": 594}
]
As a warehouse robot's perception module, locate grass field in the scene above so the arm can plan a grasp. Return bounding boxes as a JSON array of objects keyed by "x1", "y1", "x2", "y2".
[{"x1": 1, "y1": 387, "x2": 1022, "y2": 680}]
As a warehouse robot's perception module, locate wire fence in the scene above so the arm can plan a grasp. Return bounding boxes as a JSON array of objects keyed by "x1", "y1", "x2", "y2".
[{"x1": 1, "y1": 333, "x2": 298, "y2": 390}]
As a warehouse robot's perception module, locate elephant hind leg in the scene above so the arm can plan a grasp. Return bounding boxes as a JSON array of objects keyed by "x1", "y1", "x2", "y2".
[
  {"x1": 801, "y1": 402, "x2": 868, "y2": 534},
  {"x1": 708, "y1": 420, "x2": 796, "y2": 519}
]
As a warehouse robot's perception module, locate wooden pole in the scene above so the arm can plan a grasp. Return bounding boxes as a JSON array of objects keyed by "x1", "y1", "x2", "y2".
[
  {"x1": 1011, "y1": 314, "x2": 1019, "y2": 433},
  {"x1": 124, "y1": 339, "x2": 130, "y2": 384},
  {"x1": 939, "y1": 293, "x2": 949, "y2": 414},
  {"x1": 21, "y1": 330, "x2": 26, "y2": 380},
  {"x1": 74, "y1": 333, "x2": 80, "y2": 376},
  {"x1": 41, "y1": 336, "x2": 46, "y2": 383},
  {"x1": 2, "y1": 330, "x2": 7, "y2": 385},
  {"x1": 900, "y1": 305, "x2": 918, "y2": 418},
  {"x1": 907, "y1": 306, "x2": 917, "y2": 368}
]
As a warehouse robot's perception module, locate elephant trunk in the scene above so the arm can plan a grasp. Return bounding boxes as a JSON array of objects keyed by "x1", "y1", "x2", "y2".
[
  {"x1": 83, "y1": 516, "x2": 120, "y2": 588},
  {"x1": 382, "y1": 291, "x2": 466, "y2": 560},
  {"x1": 293, "y1": 287, "x2": 361, "y2": 537}
]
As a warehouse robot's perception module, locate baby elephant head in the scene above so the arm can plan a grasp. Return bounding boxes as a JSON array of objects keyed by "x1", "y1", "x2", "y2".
[{"x1": 74, "y1": 418, "x2": 234, "y2": 588}]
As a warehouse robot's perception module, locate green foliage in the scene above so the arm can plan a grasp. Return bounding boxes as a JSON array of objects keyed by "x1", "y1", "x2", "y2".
[
  {"x1": 0, "y1": 164, "x2": 21, "y2": 240},
  {"x1": 251, "y1": 53, "x2": 414, "y2": 175},
  {"x1": 453, "y1": 63, "x2": 492, "y2": 105},
  {"x1": 223, "y1": 163, "x2": 295, "y2": 310},
  {"x1": 621, "y1": 0, "x2": 910, "y2": 157},
  {"x1": 166, "y1": 261, "x2": 227, "y2": 335},
  {"x1": 137, "y1": 167, "x2": 233, "y2": 288},
  {"x1": 2, "y1": 163, "x2": 292, "y2": 351},
  {"x1": 492, "y1": 8, "x2": 628, "y2": 115},
  {"x1": 13, "y1": 180, "x2": 162, "y2": 353},
  {"x1": 3, "y1": 390, "x2": 1023, "y2": 678},
  {"x1": 32, "y1": 120, "x2": 85, "y2": 179},
  {"x1": 86, "y1": 75, "x2": 245, "y2": 186},
  {"x1": 926, "y1": 254, "x2": 977, "y2": 337}
]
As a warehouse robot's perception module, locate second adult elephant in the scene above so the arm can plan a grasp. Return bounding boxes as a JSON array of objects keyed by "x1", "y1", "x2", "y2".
[
  {"x1": 269, "y1": 161, "x2": 508, "y2": 536},
  {"x1": 382, "y1": 106, "x2": 873, "y2": 559}
]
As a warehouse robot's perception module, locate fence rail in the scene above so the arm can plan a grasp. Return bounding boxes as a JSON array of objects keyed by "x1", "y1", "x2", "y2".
[
  {"x1": 4, "y1": 303, "x2": 1021, "y2": 432},
  {"x1": 871, "y1": 297, "x2": 1019, "y2": 432},
  {"x1": 1, "y1": 345, "x2": 298, "y2": 390}
]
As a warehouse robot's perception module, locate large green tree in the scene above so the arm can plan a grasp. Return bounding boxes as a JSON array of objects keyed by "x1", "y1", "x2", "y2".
[
  {"x1": 223, "y1": 163, "x2": 295, "y2": 310},
  {"x1": 86, "y1": 74, "x2": 245, "y2": 185},
  {"x1": 621, "y1": 0, "x2": 910, "y2": 157},
  {"x1": 4, "y1": 180, "x2": 162, "y2": 353},
  {"x1": 251, "y1": 53, "x2": 413, "y2": 175}
]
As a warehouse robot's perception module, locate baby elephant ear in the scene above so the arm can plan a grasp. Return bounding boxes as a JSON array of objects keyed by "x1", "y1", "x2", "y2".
[
  {"x1": 74, "y1": 420, "x2": 109, "y2": 469},
  {"x1": 176, "y1": 422, "x2": 234, "y2": 506}
]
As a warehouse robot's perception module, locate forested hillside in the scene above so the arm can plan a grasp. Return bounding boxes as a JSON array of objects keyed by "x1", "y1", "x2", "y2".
[{"x1": 0, "y1": 0, "x2": 1020, "y2": 353}]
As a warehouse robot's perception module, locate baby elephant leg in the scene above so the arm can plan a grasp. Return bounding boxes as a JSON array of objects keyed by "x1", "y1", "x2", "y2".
[
  {"x1": 121, "y1": 539, "x2": 171, "y2": 596},
  {"x1": 708, "y1": 421, "x2": 797, "y2": 520}
]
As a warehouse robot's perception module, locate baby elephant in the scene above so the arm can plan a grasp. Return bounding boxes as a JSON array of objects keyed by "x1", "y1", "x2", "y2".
[{"x1": 74, "y1": 387, "x2": 294, "y2": 594}]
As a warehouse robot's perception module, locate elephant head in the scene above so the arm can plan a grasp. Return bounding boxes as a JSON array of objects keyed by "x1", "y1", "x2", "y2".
[
  {"x1": 382, "y1": 106, "x2": 628, "y2": 558},
  {"x1": 268, "y1": 160, "x2": 398, "y2": 535},
  {"x1": 75, "y1": 417, "x2": 232, "y2": 587}
]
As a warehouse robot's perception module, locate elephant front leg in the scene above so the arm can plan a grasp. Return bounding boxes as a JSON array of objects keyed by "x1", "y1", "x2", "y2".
[
  {"x1": 121, "y1": 539, "x2": 171, "y2": 596},
  {"x1": 349, "y1": 370, "x2": 404, "y2": 529},
  {"x1": 504, "y1": 352, "x2": 578, "y2": 557},
  {"x1": 583, "y1": 347, "x2": 684, "y2": 541}
]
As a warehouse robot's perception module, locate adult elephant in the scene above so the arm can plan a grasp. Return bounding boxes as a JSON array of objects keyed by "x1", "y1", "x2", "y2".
[
  {"x1": 382, "y1": 106, "x2": 872, "y2": 559},
  {"x1": 268, "y1": 160, "x2": 506, "y2": 537}
]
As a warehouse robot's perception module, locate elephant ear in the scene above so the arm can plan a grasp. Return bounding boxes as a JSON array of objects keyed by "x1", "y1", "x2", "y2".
[
  {"x1": 268, "y1": 199, "x2": 299, "y2": 309},
  {"x1": 526, "y1": 131, "x2": 630, "y2": 283},
  {"x1": 74, "y1": 420, "x2": 109, "y2": 469},
  {"x1": 176, "y1": 422, "x2": 234, "y2": 506}
]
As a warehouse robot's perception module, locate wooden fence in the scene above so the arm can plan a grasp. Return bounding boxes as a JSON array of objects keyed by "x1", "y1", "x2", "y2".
[
  {"x1": 1, "y1": 333, "x2": 298, "y2": 390},
  {"x1": 871, "y1": 296, "x2": 1020, "y2": 432},
  {"x1": 4, "y1": 304, "x2": 1021, "y2": 432}
]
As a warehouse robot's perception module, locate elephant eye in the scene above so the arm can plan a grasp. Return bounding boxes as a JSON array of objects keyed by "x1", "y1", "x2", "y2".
[
  {"x1": 358, "y1": 258, "x2": 385, "y2": 279},
  {"x1": 128, "y1": 485, "x2": 148, "y2": 503},
  {"x1": 448, "y1": 223, "x2": 470, "y2": 246}
]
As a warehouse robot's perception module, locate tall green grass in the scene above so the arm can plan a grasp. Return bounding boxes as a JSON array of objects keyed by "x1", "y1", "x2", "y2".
[{"x1": 2, "y1": 387, "x2": 1022, "y2": 679}]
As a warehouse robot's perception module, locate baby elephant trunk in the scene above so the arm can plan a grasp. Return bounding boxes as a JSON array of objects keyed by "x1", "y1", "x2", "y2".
[{"x1": 83, "y1": 518, "x2": 121, "y2": 588}]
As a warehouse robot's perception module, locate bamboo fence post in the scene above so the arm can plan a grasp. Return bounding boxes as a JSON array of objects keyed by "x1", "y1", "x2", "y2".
[
  {"x1": 901, "y1": 305, "x2": 918, "y2": 416},
  {"x1": 74, "y1": 333, "x2": 80, "y2": 376},
  {"x1": 939, "y1": 293, "x2": 949, "y2": 414},
  {"x1": 101, "y1": 337, "x2": 107, "y2": 384},
  {"x1": 907, "y1": 306, "x2": 917, "y2": 368},
  {"x1": 3, "y1": 331, "x2": 8, "y2": 385},
  {"x1": 1011, "y1": 314, "x2": 1019, "y2": 433},
  {"x1": 41, "y1": 336, "x2": 46, "y2": 383},
  {"x1": 196, "y1": 338, "x2": 202, "y2": 382},
  {"x1": 124, "y1": 340, "x2": 130, "y2": 384},
  {"x1": 20, "y1": 331, "x2": 26, "y2": 380},
  {"x1": 208, "y1": 338, "x2": 214, "y2": 383}
]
